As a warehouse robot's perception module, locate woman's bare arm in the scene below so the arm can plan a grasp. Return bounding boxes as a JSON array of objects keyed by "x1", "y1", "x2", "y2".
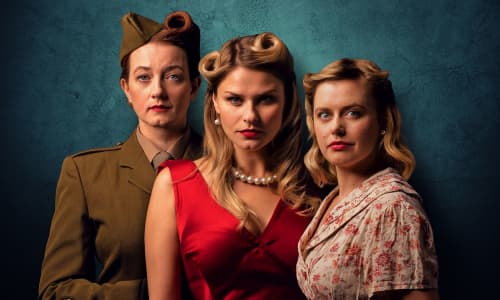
[{"x1": 145, "y1": 168, "x2": 182, "y2": 300}]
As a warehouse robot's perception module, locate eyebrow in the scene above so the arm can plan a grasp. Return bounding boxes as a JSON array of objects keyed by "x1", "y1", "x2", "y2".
[
  {"x1": 314, "y1": 103, "x2": 366, "y2": 112},
  {"x1": 221, "y1": 88, "x2": 280, "y2": 97},
  {"x1": 343, "y1": 103, "x2": 366, "y2": 110},
  {"x1": 132, "y1": 65, "x2": 185, "y2": 74}
]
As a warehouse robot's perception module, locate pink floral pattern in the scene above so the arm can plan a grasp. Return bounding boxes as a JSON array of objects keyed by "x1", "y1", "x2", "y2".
[{"x1": 296, "y1": 168, "x2": 438, "y2": 299}]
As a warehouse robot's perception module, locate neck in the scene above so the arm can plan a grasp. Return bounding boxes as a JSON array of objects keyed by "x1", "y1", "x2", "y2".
[
  {"x1": 138, "y1": 123, "x2": 186, "y2": 150},
  {"x1": 233, "y1": 149, "x2": 268, "y2": 177}
]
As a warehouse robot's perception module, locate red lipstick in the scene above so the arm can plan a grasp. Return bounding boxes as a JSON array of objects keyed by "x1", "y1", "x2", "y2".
[
  {"x1": 239, "y1": 129, "x2": 260, "y2": 138},
  {"x1": 150, "y1": 104, "x2": 170, "y2": 112},
  {"x1": 328, "y1": 141, "x2": 352, "y2": 151}
]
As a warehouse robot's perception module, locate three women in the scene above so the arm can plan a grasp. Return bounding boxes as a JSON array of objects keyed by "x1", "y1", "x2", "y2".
[{"x1": 40, "y1": 10, "x2": 439, "y2": 299}]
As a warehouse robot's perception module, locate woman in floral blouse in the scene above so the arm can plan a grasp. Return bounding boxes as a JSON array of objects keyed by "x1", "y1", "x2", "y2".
[{"x1": 296, "y1": 58, "x2": 439, "y2": 299}]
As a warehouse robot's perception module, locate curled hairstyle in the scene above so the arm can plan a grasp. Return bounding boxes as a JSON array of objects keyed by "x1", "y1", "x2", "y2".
[
  {"x1": 199, "y1": 32, "x2": 318, "y2": 234},
  {"x1": 303, "y1": 58, "x2": 416, "y2": 186},
  {"x1": 121, "y1": 11, "x2": 200, "y2": 81}
]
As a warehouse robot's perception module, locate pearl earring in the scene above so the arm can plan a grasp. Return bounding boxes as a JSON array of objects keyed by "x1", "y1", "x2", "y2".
[
  {"x1": 380, "y1": 129, "x2": 386, "y2": 135},
  {"x1": 214, "y1": 118, "x2": 221, "y2": 125}
]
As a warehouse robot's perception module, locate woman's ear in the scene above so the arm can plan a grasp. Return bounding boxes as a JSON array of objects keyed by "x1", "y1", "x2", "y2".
[
  {"x1": 190, "y1": 77, "x2": 201, "y2": 102},
  {"x1": 212, "y1": 92, "x2": 220, "y2": 114},
  {"x1": 120, "y1": 78, "x2": 133, "y2": 106}
]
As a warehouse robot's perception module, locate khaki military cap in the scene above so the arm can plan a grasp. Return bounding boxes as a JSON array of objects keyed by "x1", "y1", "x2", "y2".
[{"x1": 119, "y1": 12, "x2": 163, "y2": 64}]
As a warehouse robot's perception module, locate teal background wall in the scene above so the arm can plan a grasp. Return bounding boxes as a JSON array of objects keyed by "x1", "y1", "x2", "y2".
[{"x1": 3, "y1": 0, "x2": 499, "y2": 299}]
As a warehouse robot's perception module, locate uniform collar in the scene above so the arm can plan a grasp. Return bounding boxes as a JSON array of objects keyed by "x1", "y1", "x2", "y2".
[{"x1": 135, "y1": 126, "x2": 192, "y2": 163}]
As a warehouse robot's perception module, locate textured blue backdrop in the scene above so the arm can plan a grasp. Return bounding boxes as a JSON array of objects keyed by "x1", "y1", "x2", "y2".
[{"x1": 3, "y1": 0, "x2": 499, "y2": 299}]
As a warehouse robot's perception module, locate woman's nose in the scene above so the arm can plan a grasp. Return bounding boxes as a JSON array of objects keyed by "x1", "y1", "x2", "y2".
[
  {"x1": 151, "y1": 77, "x2": 168, "y2": 100},
  {"x1": 332, "y1": 117, "x2": 345, "y2": 136},
  {"x1": 243, "y1": 103, "x2": 259, "y2": 124}
]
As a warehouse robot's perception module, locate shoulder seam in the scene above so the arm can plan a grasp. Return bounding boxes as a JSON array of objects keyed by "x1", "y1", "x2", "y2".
[{"x1": 71, "y1": 145, "x2": 122, "y2": 157}]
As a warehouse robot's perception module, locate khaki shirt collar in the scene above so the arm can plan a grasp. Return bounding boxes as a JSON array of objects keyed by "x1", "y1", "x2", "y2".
[{"x1": 135, "y1": 126, "x2": 192, "y2": 163}]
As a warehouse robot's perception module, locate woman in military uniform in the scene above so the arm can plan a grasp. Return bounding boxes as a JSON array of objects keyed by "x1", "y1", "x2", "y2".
[{"x1": 38, "y1": 11, "x2": 203, "y2": 300}]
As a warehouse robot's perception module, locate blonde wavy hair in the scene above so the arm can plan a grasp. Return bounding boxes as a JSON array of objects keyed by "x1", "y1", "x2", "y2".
[
  {"x1": 304, "y1": 58, "x2": 416, "y2": 186},
  {"x1": 198, "y1": 32, "x2": 319, "y2": 234}
]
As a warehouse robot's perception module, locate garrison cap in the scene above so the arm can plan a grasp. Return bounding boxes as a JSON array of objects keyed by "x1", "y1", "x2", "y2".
[
  {"x1": 119, "y1": 12, "x2": 163, "y2": 65},
  {"x1": 119, "y1": 11, "x2": 200, "y2": 79}
]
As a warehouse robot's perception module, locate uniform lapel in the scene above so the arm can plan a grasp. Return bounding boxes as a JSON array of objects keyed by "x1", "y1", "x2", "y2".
[{"x1": 119, "y1": 131, "x2": 155, "y2": 195}]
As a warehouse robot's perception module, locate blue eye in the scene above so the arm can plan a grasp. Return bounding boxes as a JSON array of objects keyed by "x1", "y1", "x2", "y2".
[
  {"x1": 259, "y1": 95, "x2": 276, "y2": 104},
  {"x1": 227, "y1": 96, "x2": 242, "y2": 105},
  {"x1": 167, "y1": 74, "x2": 181, "y2": 81},
  {"x1": 137, "y1": 74, "x2": 150, "y2": 82},
  {"x1": 346, "y1": 110, "x2": 362, "y2": 118},
  {"x1": 317, "y1": 111, "x2": 330, "y2": 119}
]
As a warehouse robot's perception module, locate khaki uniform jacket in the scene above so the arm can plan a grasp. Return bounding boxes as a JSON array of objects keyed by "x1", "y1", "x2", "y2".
[{"x1": 39, "y1": 130, "x2": 203, "y2": 300}]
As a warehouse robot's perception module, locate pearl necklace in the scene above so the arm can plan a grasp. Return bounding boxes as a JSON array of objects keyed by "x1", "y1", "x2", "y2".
[{"x1": 232, "y1": 168, "x2": 278, "y2": 186}]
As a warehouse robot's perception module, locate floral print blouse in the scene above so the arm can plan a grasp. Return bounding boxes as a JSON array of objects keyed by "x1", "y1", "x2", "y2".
[{"x1": 296, "y1": 168, "x2": 438, "y2": 299}]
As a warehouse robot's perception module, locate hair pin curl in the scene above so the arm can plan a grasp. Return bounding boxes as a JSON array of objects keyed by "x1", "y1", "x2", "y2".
[{"x1": 164, "y1": 11, "x2": 193, "y2": 33}]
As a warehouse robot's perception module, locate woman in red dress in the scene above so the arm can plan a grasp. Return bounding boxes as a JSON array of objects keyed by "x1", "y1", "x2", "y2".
[{"x1": 145, "y1": 32, "x2": 319, "y2": 299}]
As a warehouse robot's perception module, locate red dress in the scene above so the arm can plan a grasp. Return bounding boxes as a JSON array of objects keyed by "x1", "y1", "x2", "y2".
[{"x1": 163, "y1": 160, "x2": 309, "y2": 300}]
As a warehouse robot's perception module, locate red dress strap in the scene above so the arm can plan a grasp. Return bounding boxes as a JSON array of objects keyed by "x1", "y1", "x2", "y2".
[{"x1": 157, "y1": 159, "x2": 197, "y2": 181}]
